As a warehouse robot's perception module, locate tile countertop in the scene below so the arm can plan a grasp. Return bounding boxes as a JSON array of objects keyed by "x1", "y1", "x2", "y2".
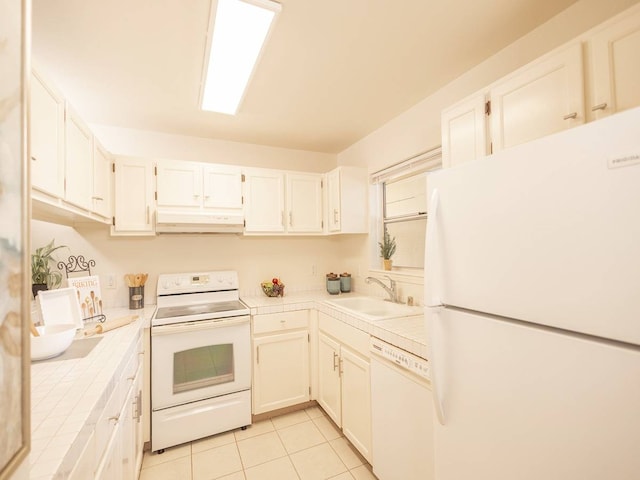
[
  {"x1": 242, "y1": 291, "x2": 427, "y2": 359},
  {"x1": 29, "y1": 306, "x2": 155, "y2": 480}
]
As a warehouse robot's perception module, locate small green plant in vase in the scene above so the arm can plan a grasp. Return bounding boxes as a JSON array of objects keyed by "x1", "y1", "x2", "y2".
[
  {"x1": 31, "y1": 239, "x2": 67, "y2": 298},
  {"x1": 378, "y1": 228, "x2": 397, "y2": 270}
]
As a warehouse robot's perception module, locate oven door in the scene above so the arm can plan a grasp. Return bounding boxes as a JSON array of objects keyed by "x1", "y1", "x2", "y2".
[{"x1": 151, "y1": 315, "x2": 250, "y2": 410}]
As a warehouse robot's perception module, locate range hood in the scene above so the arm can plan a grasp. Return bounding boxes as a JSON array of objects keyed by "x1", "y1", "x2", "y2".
[{"x1": 155, "y1": 210, "x2": 244, "y2": 233}]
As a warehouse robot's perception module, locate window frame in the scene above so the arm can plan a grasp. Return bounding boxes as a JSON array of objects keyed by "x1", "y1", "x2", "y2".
[{"x1": 370, "y1": 148, "x2": 442, "y2": 274}]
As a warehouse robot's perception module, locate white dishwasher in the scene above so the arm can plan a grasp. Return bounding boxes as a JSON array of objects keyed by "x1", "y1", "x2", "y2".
[{"x1": 370, "y1": 337, "x2": 434, "y2": 480}]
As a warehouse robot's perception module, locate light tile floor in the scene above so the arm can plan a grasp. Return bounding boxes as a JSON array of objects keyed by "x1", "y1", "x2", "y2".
[{"x1": 141, "y1": 406, "x2": 378, "y2": 480}]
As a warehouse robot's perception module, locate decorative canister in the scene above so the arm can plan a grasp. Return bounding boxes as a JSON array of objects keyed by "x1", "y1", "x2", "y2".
[
  {"x1": 339, "y1": 272, "x2": 351, "y2": 293},
  {"x1": 129, "y1": 286, "x2": 144, "y2": 309},
  {"x1": 326, "y1": 273, "x2": 340, "y2": 295}
]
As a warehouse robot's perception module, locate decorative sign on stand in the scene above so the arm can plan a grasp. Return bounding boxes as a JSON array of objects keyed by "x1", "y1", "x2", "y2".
[
  {"x1": 67, "y1": 275, "x2": 106, "y2": 323},
  {"x1": 59, "y1": 255, "x2": 106, "y2": 323}
]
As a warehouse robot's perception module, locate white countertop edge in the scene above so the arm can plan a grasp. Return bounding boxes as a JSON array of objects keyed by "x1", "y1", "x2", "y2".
[{"x1": 242, "y1": 291, "x2": 427, "y2": 359}]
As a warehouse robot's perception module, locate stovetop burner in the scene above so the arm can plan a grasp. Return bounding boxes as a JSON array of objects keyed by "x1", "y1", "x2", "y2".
[{"x1": 152, "y1": 271, "x2": 249, "y2": 327}]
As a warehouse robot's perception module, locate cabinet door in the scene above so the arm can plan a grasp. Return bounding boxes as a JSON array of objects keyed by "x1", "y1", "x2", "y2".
[
  {"x1": 112, "y1": 157, "x2": 155, "y2": 234},
  {"x1": 203, "y1": 164, "x2": 243, "y2": 210},
  {"x1": 30, "y1": 71, "x2": 65, "y2": 197},
  {"x1": 287, "y1": 173, "x2": 323, "y2": 233},
  {"x1": 95, "y1": 418, "x2": 122, "y2": 480},
  {"x1": 92, "y1": 140, "x2": 111, "y2": 218},
  {"x1": 326, "y1": 169, "x2": 341, "y2": 232},
  {"x1": 441, "y1": 93, "x2": 488, "y2": 168},
  {"x1": 244, "y1": 169, "x2": 285, "y2": 233},
  {"x1": 253, "y1": 330, "x2": 310, "y2": 414},
  {"x1": 341, "y1": 347, "x2": 372, "y2": 463},
  {"x1": 490, "y1": 44, "x2": 584, "y2": 152},
  {"x1": 589, "y1": 8, "x2": 640, "y2": 120},
  {"x1": 120, "y1": 384, "x2": 135, "y2": 480},
  {"x1": 156, "y1": 159, "x2": 201, "y2": 208},
  {"x1": 64, "y1": 106, "x2": 94, "y2": 210},
  {"x1": 133, "y1": 367, "x2": 144, "y2": 476},
  {"x1": 317, "y1": 333, "x2": 342, "y2": 426}
]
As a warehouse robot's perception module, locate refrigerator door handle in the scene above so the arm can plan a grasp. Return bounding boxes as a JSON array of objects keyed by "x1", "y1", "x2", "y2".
[
  {"x1": 426, "y1": 188, "x2": 443, "y2": 307},
  {"x1": 428, "y1": 307, "x2": 446, "y2": 425}
]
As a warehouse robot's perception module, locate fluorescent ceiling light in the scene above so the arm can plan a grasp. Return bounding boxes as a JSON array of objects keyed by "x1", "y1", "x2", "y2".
[{"x1": 201, "y1": 0, "x2": 281, "y2": 115}]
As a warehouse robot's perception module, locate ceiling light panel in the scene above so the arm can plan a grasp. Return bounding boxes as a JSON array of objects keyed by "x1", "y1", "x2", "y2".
[{"x1": 201, "y1": 0, "x2": 281, "y2": 115}]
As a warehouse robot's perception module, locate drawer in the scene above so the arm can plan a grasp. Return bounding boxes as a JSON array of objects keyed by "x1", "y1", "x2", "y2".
[
  {"x1": 319, "y1": 312, "x2": 370, "y2": 358},
  {"x1": 253, "y1": 310, "x2": 308, "y2": 335}
]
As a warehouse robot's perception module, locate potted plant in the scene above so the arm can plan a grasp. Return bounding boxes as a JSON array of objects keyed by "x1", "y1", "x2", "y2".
[
  {"x1": 31, "y1": 239, "x2": 66, "y2": 298},
  {"x1": 378, "y1": 228, "x2": 397, "y2": 270}
]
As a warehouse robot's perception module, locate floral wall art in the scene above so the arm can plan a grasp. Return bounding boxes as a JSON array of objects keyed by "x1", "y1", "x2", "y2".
[{"x1": 0, "y1": 0, "x2": 30, "y2": 478}]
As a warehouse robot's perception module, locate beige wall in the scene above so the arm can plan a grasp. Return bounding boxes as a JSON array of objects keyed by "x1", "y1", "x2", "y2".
[
  {"x1": 32, "y1": 220, "x2": 368, "y2": 308},
  {"x1": 92, "y1": 125, "x2": 337, "y2": 173}
]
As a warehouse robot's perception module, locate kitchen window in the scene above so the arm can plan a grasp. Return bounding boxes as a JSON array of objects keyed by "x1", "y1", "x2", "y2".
[{"x1": 371, "y1": 148, "x2": 441, "y2": 271}]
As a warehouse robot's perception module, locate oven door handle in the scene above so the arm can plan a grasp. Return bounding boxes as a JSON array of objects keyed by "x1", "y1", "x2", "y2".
[{"x1": 151, "y1": 316, "x2": 249, "y2": 336}]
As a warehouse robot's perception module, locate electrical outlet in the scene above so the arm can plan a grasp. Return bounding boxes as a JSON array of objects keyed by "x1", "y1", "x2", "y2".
[
  {"x1": 311, "y1": 264, "x2": 317, "y2": 276},
  {"x1": 105, "y1": 274, "x2": 116, "y2": 289}
]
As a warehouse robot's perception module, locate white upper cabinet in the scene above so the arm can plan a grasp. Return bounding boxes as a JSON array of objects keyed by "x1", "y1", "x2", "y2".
[
  {"x1": 243, "y1": 168, "x2": 285, "y2": 233},
  {"x1": 326, "y1": 166, "x2": 368, "y2": 234},
  {"x1": 441, "y1": 93, "x2": 489, "y2": 168},
  {"x1": 30, "y1": 69, "x2": 65, "y2": 197},
  {"x1": 286, "y1": 173, "x2": 323, "y2": 233},
  {"x1": 244, "y1": 168, "x2": 324, "y2": 234},
  {"x1": 64, "y1": 104, "x2": 95, "y2": 211},
  {"x1": 112, "y1": 156, "x2": 155, "y2": 235},
  {"x1": 156, "y1": 159, "x2": 243, "y2": 211},
  {"x1": 30, "y1": 66, "x2": 110, "y2": 224},
  {"x1": 490, "y1": 43, "x2": 584, "y2": 152},
  {"x1": 92, "y1": 139, "x2": 111, "y2": 219},
  {"x1": 588, "y1": 6, "x2": 640, "y2": 121},
  {"x1": 441, "y1": 6, "x2": 640, "y2": 167},
  {"x1": 156, "y1": 160, "x2": 201, "y2": 208},
  {"x1": 203, "y1": 164, "x2": 243, "y2": 210}
]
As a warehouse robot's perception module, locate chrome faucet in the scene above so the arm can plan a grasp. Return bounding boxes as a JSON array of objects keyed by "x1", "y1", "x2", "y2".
[{"x1": 365, "y1": 275, "x2": 398, "y2": 303}]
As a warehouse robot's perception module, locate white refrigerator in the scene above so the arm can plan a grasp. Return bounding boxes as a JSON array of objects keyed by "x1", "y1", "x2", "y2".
[{"x1": 425, "y1": 106, "x2": 640, "y2": 480}]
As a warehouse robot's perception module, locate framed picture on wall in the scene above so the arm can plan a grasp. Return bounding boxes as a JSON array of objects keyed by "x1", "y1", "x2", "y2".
[{"x1": 0, "y1": 0, "x2": 30, "y2": 478}]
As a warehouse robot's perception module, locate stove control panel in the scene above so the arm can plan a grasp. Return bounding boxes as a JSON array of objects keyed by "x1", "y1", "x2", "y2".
[
  {"x1": 157, "y1": 271, "x2": 239, "y2": 295},
  {"x1": 370, "y1": 337, "x2": 430, "y2": 380}
]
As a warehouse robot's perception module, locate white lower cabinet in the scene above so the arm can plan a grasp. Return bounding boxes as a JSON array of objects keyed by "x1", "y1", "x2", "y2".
[
  {"x1": 317, "y1": 313, "x2": 372, "y2": 463},
  {"x1": 91, "y1": 334, "x2": 144, "y2": 479},
  {"x1": 252, "y1": 311, "x2": 310, "y2": 414}
]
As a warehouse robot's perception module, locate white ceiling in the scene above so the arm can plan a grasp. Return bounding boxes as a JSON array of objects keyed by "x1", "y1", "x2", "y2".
[{"x1": 31, "y1": 0, "x2": 578, "y2": 154}]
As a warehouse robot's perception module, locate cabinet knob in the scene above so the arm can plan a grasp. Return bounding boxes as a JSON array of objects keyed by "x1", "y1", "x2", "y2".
[
  {"x1": 31, "y1": 156, "x2": 37, "y2": 161},
  {"x1": 591, "y1": 102, "x2": 607, "y2": 112},
  {"x1": 563, "y1": 112, "x2": 578, "y2": 120}
]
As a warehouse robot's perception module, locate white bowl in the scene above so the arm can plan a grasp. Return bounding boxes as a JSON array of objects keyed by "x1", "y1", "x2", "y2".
[{"x1": 31, "y1": 324, "x2": 77, "y2": 361}]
